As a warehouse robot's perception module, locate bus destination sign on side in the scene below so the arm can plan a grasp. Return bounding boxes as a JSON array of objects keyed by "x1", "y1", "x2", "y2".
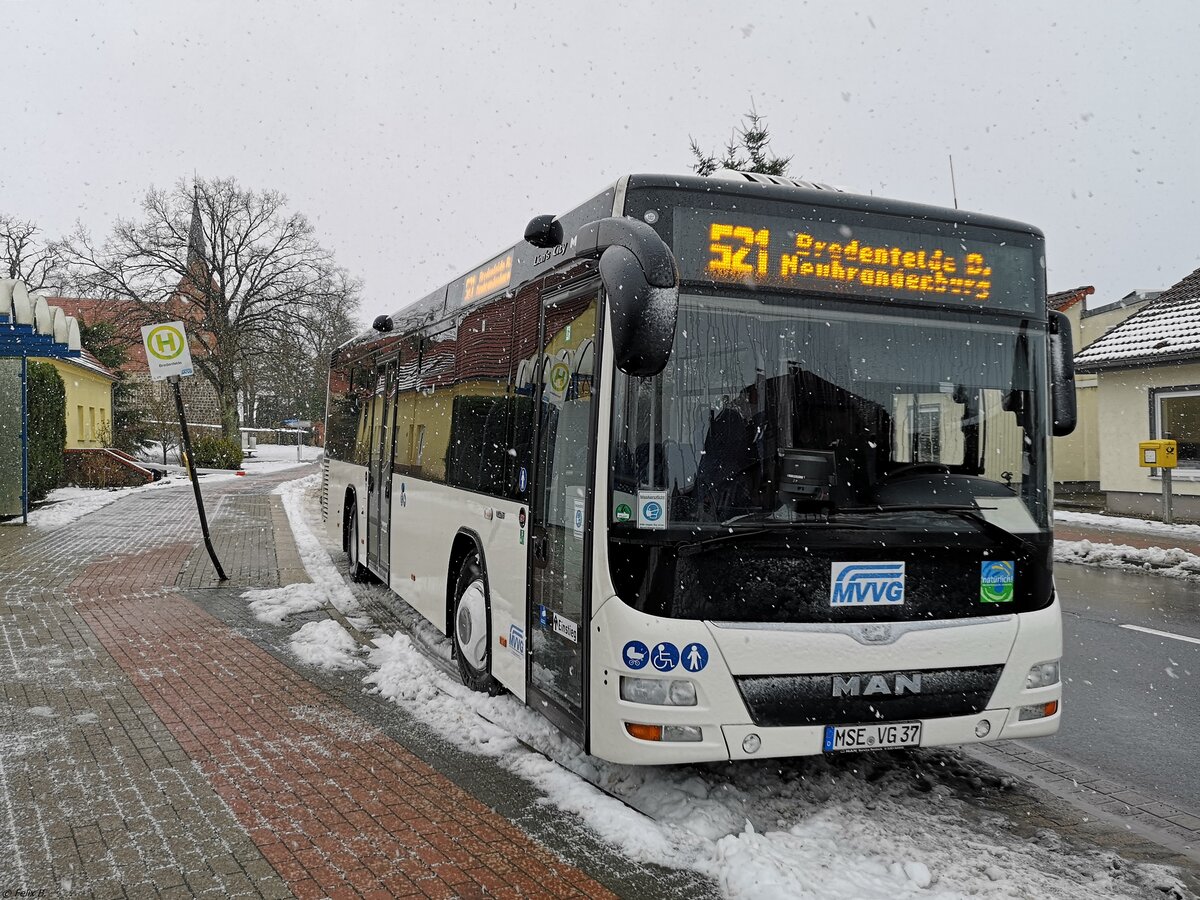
[
  {"x1": 460, "y1": 252, "x2": 514, "y2": 305},
  {"x1": 673, "y1": 208, "x2": 1038, "y2": 313}
]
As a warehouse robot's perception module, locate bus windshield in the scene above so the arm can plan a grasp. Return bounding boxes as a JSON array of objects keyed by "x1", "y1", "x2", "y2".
[{"x1": 610, "y1": 292, "x2": 1050, "y2": 534}]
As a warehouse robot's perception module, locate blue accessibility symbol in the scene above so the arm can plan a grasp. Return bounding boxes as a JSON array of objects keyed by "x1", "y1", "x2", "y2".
[
  {"x1": 643, "y1": 501, "x2": 663, "y2": 522},
  {"x1": 681, "y1": 642, "x2": 709, "y2": 672},
  {"x1": 518, "y1": 467, "x2": 528, "y2": 492},
  {"x1": 622, "y1": 640, "x2": 649, "y2": 670},
  {"x1": 650, "y1": 641, "x2": 679, "y2": 672}
]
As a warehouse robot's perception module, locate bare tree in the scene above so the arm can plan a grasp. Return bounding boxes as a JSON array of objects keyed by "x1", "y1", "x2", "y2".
[
  {"x1": 243, "y1": 283, "x2": 359, "y2": 429},
  {"x1": 0, "y1": 215, "x2": 69, "y2": 293},
  {"x1": 689, "y1": 104, "x2": 792, "y2": 177},
  {"x1": 65, "y1": 176, "x2": 362, "y2": 437}
]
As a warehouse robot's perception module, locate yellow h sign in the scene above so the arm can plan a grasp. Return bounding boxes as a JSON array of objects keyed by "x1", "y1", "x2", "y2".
[
  {"x1": 147, "y1": 325, "x2": 184, "y2": 360},
  {"x1": 140, "y1": 320, "x2": 194, "y2": 381}
]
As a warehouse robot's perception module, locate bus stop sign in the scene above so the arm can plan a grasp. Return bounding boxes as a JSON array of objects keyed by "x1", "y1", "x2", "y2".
[{"x1": 141, "y1": 321, "x2": 194, "y2": 381}]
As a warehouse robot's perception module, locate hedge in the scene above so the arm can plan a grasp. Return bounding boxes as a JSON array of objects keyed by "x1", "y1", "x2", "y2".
[
  {"x1": 26, "y1": 361, "x2": 66, "y2": 503},
  {"x1": 189, "y1": 433, "x2": 244, "y2": 470}
]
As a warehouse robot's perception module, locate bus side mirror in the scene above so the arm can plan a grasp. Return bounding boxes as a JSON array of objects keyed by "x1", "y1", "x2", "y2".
[
  {"x1": 573, "y1": 217, "x2": 679, "y2": 377},
  {"x1": 1048, "y1": 310, "x2": 1077, "y2": 437},
  {"x1": 524, "y1": 214, "x2": 564, "y2": 249}
]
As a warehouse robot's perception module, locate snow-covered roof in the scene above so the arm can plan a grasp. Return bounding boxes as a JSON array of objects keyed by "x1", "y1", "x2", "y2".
[
  {"x1": 57, "y1": 349, "x2": 118, "y2": 381},
  {"x1": 1074, "y1": 266, "x2": 1200, "y2": 371}
]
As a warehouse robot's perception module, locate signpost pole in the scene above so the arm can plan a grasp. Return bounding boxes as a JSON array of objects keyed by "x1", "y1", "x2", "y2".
[
  {"x1": 20, "y1": 357, "x2": 28, "y2": 525},
  {"x1": 169, "y1": 374, "x2": 227, "y2": 582},
  {"x1": 1163, "y1": 467, "x2": 1174, "y2": 526}
]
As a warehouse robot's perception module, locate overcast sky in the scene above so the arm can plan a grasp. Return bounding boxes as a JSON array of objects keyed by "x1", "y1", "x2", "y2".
[{"x1": 4, "y1": 1, "x2": 1197, "y2": 324}]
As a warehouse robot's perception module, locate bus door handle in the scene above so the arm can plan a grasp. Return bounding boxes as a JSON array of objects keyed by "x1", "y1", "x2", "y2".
[{"x1": 532, "y1": 528, "x2": 549, "y2": 567}]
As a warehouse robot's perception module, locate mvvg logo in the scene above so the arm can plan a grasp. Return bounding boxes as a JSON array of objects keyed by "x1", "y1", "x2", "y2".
[{"x1": 830, "y1": 562, "x2": 906, "y2": 606}]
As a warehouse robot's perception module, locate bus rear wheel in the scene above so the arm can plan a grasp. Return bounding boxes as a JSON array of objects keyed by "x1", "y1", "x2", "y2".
[
  {"x1": 453, "y1": 553, "x2": 502, "y2": 695},
  {"x1": 345, "y1": 501, "x2": 368, "y2": 583}
]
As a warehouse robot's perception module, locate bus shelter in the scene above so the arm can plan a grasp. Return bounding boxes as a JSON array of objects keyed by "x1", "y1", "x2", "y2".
[{"x1": 0, "y1": 279, "x2": 83, "y2": 523}]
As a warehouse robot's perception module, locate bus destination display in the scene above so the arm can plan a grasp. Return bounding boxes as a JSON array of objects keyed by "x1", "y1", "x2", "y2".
[{"x1": 673, "y1": 208, "x2": 1039, "y2": 313}]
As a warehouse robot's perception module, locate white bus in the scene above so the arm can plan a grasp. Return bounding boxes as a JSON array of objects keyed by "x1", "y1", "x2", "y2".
[{"x1": 322, "y1": 173, "x2": 1077, "y2": 765}]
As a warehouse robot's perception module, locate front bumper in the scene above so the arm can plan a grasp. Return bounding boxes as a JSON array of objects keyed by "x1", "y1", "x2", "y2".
[{"x1": 588, "y1": 595, "x2": 1062, "y2": 765}]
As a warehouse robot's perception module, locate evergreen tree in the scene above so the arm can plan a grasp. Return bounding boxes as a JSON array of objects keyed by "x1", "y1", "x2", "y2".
[
  {"x1": 26, "y1": 361, "x2": 66, "y2": 502},
  {"x1": 690, "y1": 105, "x2": 792, "y2": 177}
]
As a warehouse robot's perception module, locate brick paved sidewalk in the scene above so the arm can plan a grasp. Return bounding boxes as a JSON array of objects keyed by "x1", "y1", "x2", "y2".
[{"x1": 0, "y1": 471, "x2": 711, "y2": 899}]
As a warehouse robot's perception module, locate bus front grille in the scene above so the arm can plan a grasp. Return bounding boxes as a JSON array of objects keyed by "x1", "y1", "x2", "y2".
[{"x1": 734, "y1": 665, "x2": 1004, "y2": 727}]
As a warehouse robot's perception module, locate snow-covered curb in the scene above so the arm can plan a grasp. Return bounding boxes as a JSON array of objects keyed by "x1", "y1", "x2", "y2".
[
  {"x1": 246, "y1": 472, "x2": 1185, "y2": 900},
  {"x1": 1053, "y1": 510, "x2": 1200, "y2": 581},
  {"x1": 1055, "y1": 509, "x2": 1200, "y2": 540},
  {"x1": 1054, "y1": 539, "x2": 1200, "y2": 580}
]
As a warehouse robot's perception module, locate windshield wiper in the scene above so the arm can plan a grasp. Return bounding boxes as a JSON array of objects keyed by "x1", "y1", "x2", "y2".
[
  {"x1": 678, "y1": 518, "x2": 870, "y2": 556},
  {"x1": 835, "y1": 504, "x2": 1037, "y2": 553}
]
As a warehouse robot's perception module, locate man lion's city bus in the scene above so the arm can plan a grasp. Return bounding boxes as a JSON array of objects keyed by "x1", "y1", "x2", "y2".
[{"x1": 322, "y1": 172, "x2": 1077, "y2": 764}]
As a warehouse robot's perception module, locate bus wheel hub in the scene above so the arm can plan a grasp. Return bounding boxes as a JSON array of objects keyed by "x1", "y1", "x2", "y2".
[{"x1": 456, "y1": 580, "x2": 488, "y2": 669}]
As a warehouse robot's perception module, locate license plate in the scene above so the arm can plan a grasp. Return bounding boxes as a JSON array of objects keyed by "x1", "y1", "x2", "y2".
[{"x1": 823, "y1": 721, "x2": 922, "y2": 752}]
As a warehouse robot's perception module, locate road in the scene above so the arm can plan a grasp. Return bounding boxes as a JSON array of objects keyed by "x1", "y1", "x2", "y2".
[{"x1": 1034, "y1": 562, "x2": 1200, "y2": 811}]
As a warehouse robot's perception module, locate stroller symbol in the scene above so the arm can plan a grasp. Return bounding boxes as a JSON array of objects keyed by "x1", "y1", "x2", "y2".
[{"x1": 622, "y1": 640, "x2": 649, "y2": 670}]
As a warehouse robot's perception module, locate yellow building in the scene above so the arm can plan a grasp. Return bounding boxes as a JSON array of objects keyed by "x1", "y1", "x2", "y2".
[{"x1": 37, "y1": 351, "x2": 117, "y2": 449}]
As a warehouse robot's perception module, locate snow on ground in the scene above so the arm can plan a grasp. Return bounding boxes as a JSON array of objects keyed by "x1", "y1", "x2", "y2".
[
  {"x1": 1, "y1": 476, "x2": 233, "y2": 530},
  {"x1": 1054, "y1": 539, "x2": 1200, "y2": 581},
  {"x1": 6, "y1": 443, "x2": 316, "y2": 531},
  {"x1": 1052, "y1": 510, "x2": 1200, "y2": 582},
  {"x1": 288, "y1": 619, "x2": 365, "y2": 670},
  {"x1": 259, "y1": 473, "x2": 1187, "y2": 900},
  {"x1": 138, "y1": 440, "x2": 319, "y2": 478},
  {"x1": 243, "y1": 473, "x2": 360, "y2": 625}
]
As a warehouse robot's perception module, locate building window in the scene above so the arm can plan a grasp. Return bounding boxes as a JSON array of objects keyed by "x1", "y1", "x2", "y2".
[
  {"x1": 1152, "y1": 387, "x2": 1200, "y2": 468},
  {"x1": 77, "y1": 405, "x2": 85, "y2": 440},
  {"x1": 915, "y1": 404, "x2": 942, "y2": 463}
]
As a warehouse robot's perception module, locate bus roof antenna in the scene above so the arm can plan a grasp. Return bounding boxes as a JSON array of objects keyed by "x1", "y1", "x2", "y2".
[{"x1": 949, "y1": 154, "x2": 959, "y2": 210}]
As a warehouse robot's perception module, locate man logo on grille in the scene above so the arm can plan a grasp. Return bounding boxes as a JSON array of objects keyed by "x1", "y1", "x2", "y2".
[{"x1": 832, "y1": 673, "x2": 923, "y2": 697}]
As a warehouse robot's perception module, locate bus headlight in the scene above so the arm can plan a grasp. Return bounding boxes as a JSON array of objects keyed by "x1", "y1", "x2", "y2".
[
  {"x1": 1025, "y1": 660, "x2": 1060, "y2": 689},
  {"x1": 620, "y1": 676, "x2": 697, "y2": 706}
]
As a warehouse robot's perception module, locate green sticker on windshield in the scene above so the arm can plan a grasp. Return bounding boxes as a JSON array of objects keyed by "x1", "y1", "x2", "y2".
[
  {"x1": 980, "y1": 560, "x2": 1015, "y2": 603},
  {"x1": 615, "y1": 503, "x2": 633, "y2": 523}
]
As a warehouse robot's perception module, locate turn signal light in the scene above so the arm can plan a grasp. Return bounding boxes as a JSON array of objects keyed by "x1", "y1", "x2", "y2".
[
  {"x1": 1017, "y1": 700, "x2": 1059, "y2": 721},
  {"x1": 625, "y1": 722, "x2": 663, "y2": 742},
  {"x1": 624, "y1": 722, "x2": 704, "y2": 743}
]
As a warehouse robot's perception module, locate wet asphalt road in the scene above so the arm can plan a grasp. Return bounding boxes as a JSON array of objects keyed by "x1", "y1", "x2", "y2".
[{"x1": 1035, "y1": 563, "x2": 1200, "y2": 811}]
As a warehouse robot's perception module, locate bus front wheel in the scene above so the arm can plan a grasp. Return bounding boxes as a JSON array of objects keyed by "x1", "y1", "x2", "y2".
[
  {"x1": 345, "y1": 502, "x2": 368, "y2": 583},
  {"x1": 453, "y1": 553, "x2": 502, "y2": 695}
]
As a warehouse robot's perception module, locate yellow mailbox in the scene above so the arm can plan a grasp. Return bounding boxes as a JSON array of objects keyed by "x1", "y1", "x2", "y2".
[{"x1": 1139, "y1": 439, "x2": 1178, "y2": 468}]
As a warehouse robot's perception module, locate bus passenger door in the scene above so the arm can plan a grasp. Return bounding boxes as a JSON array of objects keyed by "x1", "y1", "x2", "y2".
[
  {"x1": 528, "y1": 291, "x2": 598, "y2": 743},
  {"x1": 367, "y1": 362, "x2": 397, "y2": 579}
]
